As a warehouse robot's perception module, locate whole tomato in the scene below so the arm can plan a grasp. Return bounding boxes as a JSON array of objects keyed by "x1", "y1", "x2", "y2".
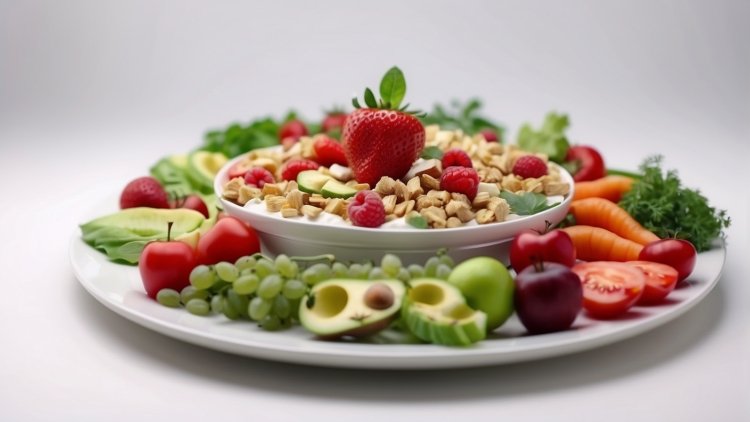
[
  {"x1": 139, "y1": 226, "x2": 197, "y2": 299},
  {"x1": 510, "y1": 228, "x2": 576, "y2": 273},
  {"x1": 197, "y1": 217, "x2": 261, "y2": 265},
  {"x1": 565, "y1": 145, "x2": 606, "y2": 182},
  {"x1": 639, "y1": 239, "x2": 697, "y2": 282},
  {"x1": 278, "y1": 119, "x2": 308, "y2": 142}
]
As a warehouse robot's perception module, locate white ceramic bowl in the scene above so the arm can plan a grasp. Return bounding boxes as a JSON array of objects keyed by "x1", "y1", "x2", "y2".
[{"x1": 215, "y1": 148, "x2": 575, "y2": 264}]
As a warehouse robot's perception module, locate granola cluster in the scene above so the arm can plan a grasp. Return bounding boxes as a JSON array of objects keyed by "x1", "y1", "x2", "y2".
[{"x1": 221, "y1": 126, "x2": 570, "y2": 228}]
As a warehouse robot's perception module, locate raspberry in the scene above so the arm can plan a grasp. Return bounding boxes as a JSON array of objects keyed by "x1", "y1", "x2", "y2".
[
  {"x1": 441, "y1": 148, "x2": 473, "y2": 168},
  {"x1": 313, "y1": 136, "x2": 348, "y2": 167},
  {"x1": 243, "y1": 167, "x2": 275, "y2": 188},
  {"x1": 347, "y1": 190, "x2": 385, "y2": 228},
  {"x1": 281, "y1": 159, "x2": 320, "y2": 181},
  {"x1": 480, "y1": 129, "x2": 500, "y2": 143},
  {"x1": 120, "y1": 176, "x2": 170, "y2": 209},
  {"x1": 440, "y1": 166, "x2": 480, "y2": 201},
  {"x1": 512, "y1": 155, "x2": 548, "y2": 179}
]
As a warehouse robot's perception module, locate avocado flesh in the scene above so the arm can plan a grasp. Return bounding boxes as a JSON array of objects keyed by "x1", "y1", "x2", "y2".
[
  {"x1": 320, "y1": 179, "x2": 357, "y2": 199},
  {"x1": 402, "y1": 278, "x2": 487, "y2": 346},
  {"x1": 297, "y1": 170, "x2": 333, "y2": 194},
  {"x1": 299, "y1": 279, "x2": 406, "y2": 338},
  {"x1": 187, "y1": 151, "x2": 228, "y2": 193}
]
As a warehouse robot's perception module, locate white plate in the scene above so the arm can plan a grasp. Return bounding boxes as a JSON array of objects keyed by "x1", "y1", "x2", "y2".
[{"x1": 71, "y1": 194, "x2": 726, "y2": 369}]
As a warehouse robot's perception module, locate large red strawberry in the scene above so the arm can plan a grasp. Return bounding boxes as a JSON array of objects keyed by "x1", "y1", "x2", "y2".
[
  {"x1": 342, "y1": 67, "x2": 425, "y2": 186},
  {"x1": 120, "y1": 176, "x2": 170, "y2": 209}
]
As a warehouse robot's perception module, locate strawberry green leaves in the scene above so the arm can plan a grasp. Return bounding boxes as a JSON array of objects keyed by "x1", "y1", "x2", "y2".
[
  {"x1": 379, "y1": 67, "x2": 407, "y2": 110},
  {"x1": 352, "y1": 66, "x2": 425, "y2": 116}
]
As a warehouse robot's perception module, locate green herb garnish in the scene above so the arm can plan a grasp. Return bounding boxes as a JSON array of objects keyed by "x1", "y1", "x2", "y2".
[
  {"x1": 420, "y1": 98, "x2": 504, "y2": 138},
  {"x1": 202, "y1": 116, "x2": 282, "y2": 158},
  {"x1": 517, "y1": 112, "x2": 570, "y2": 163},
  {"x1": 420, "y1": 146, "x2": 444, "y2": 160},
  {"x1": 619, "y1": 156, "x2": 730, "y2": 252},
  {"x1": 406, "y1": 214, "x2": 429, "y2": 229},
  {"x1": 499, "y1": 191, "x2": 559, "y2": 216}
]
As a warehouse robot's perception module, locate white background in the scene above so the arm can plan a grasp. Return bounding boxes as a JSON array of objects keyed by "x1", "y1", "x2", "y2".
[{"x1": 1, "y1": 0, "x2": 748, "y2": 420}]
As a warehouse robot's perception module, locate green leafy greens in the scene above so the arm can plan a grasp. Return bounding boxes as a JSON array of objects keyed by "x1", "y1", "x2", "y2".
[
  {"x1": 202, "y1": 116, "x2": 282, "y2": 158},
  {"x1": 499, "y1": 191, "x2": 560, "y2": 216},
  {"x1": 420, "y1": 98, "x2": 504, "y2": 138},
  {"x1": 517, "y1": 112, "x2": 570, "y2": 163},
  {"x1": 619, "y1": 156, "x2": 730, "y2": 252}
]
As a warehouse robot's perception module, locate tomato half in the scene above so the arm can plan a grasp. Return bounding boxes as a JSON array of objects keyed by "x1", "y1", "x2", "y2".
[
  {"x1": 627, "y1": 261, "x2": 679, "y2": 305},
  {"x1": 639, "y1": 239, "x2": 697, "y2": 282},
  {"x1": 572, "y1": 261, "x2": 645, "y2": 318}
]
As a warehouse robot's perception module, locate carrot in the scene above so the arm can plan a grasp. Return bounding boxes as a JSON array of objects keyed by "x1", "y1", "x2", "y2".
[
  {"x1": 562, "y1": 225, "x2": 644, "y2": 262},
  {"x1": 573, "y1": 175, "x2": 634, "y2": 202},
  {"x1": 569, "y1": 197, "x2": 660, "y2": 246}
]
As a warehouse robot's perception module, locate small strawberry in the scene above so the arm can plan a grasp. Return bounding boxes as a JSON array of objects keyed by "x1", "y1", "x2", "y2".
[
  {"x1": 441, "y1": 148, "x2": 473, "y2": 168},
  {"x1": 347, "y1": 190, "x2": 386, "y2": 228},
  {"x1": 244, "y1": 167, "x2": 275, "y2": 188},
  {"x1": 321, "y1": 110, "x2": 348, "y2": 135},
  {"x1": 281, "y1": 159, "x2": 320, "y2": 181},
  {"x1": 480, "y1": 129, "x2": 500, "y2": 143},
  {"x1": 342, "y1": 67, "x2": 426, "y2": 186},
  {"x1": 513, "y1": 155, "x2": 548, "y2": 179},
  {"x1": 279, "y1": 119, "x2": 308, "y2": 142},
  {"x1": 440, "y1": 166, "x2": 480, "y2": 201},
  {"x1": 120, "y1": 177, "x2": 170, "y2": 209},
  {"x1": 313, "y1": 136, "x2": 348, "y2": 167}
]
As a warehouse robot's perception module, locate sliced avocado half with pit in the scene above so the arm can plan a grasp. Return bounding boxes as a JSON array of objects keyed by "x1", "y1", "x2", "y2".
[
  {"x1": 299, "y1": 279, "x2": 406, "y2": 338},
  {"x1": 402, "y1": 278, "x2": 487, "y2": 346},
  {"x1": 186, "y1": 151, "x2": 228, "y2": 193}
]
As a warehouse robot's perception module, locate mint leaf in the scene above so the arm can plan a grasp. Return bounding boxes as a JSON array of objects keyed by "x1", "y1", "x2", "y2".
[
  {"x1": 420, "y1": 146, "x2": 444, "y2": 160},
  {"x1": 406, "y1": 214, "x2": 428, "y2": 229},
  {"x1": 379, "y1": 67, "x2": 406, "y2": 109},
  {"x1": 420, "y1": 98, "x2": 504, "y2": 137},
  {"x1": 499, "y1": 191, "x2": 559, "y2": 216},
  {"x1": 517, "y1": 112, "x2": 570, "y2": 163}
]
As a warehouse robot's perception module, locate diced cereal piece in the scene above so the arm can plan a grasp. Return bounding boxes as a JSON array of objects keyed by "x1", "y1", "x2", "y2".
[
  {"x1": 545, "y1": 181, "x2": 570, "y2": 196},
  {"x1": 251, "y1": 157, "x2": 278, "y2": 174},
  {"x1": 456, "y1": 207, "x2": 475, "y2": 223},
  {"x1": 262, "y1": 183, "x2": 284, "y2": 197},
  {"x1": 374, "y1": 176, "x2": 397, "y2": 196},
  {"x1": 475, "y1": 209, "x2": 495, "y2": 224},
  {"x1": 385, "y1": 214, "x2": 398, "y2": 223},
  {"x1": 222, "y1": 177, "x2": 244, "y2": 201},
  {"x1": 421, "y1": 206, "x2": 447, "y2": 228},
  {"x1": 309, "y1": 195, "x2": 327, "y2": 207},
  {"x1": 299, "y1": 136, "x2": 316, "y2": 159},
  {"x1": 415, "y1": 195, "x2": 433, "y2": 211},
  {"x1": 286, "y1": 189, "x2": 309, "y2": 210},
  {"x1": 353, "y1": 183, "x2": 370, "y2": 191},
  {"x1": 425, "y1": 125, "x2": 440, "y2": 142},
  {"x1": 472, "y1": 191, "x2": 491, "y2": 208},
  {"x1": 393, "y1": 180, "x2": 410, "y2": 202},
  {"x1": 445, "y1": 199, "x2": 470, "y2": 217},
  {"x1": 302, "y1": 205, "x2": 323, "y2": 219},
  {"x1": 284, "y1": 180, "x2": 299, "y2": 194},
  {"x1": 265, "y1": 195, "x2": 286, "y2": 212},
  {"x1": 493, "y1": 198, "x2": 511, "y2": 222},
  {"x1": 406, "y1": 177, "x2": 424, "y2": 197},
  {"x1": 435, "y1": 130, "x2": 454, "y2": 144},
  {"x1": 281, "y1": 207, "x2": 299, "y2": 218},
  {"x1": 324, "y1": 198, "x2": 345, "y2": 216},
  {"x1": 450, "y1": 192, "x2": 471, "y2": 206},
  {"x1": 477, "y1": 182, "x2": 500, "y2": 197},
  {"x1": 329, "y1": 164, "x2": 353, "y2": 182},
  {"x1": 446, "y1": 216, "x2": 462, "y2": 228},
  {"x1": 404, "y1": 159, "x2": 442, "y2": 181},
  {"x1": 382, "y1": 195, "x2": 397, "y2": 214},
  {"x1": 420, "y1": 173, "x2": 441, "y2": 191},
  {"x1": 501, "y1": 174, "x2": 523, "y2": 193},
  {"x1": 523, "y1": 178, "x2": 544, "y2": 194},
  {"x1": 238, "y1": 186, "x2": 262, "y2": 205}
]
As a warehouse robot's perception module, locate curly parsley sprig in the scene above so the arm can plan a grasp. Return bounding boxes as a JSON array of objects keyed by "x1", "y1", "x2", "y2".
[{"x1": 618, "y1": 156, "x2": 730, "y2": 252}]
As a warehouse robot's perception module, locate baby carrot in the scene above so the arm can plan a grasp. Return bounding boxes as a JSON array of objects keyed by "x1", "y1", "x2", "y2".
[
  {"x1": 573, "y1": 175, "x2": 634, "y2": 202},
  {"x1": 569, "y1": 197, "x2": 660, "y2": 246},
  {"x1": 562, "y1": 225, "x2": 644, "y2": 262}
]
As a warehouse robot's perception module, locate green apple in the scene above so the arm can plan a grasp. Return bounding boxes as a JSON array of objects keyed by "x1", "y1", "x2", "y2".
[{"x1": 447, "y1": 256, "x2": 514, "y2": 331}]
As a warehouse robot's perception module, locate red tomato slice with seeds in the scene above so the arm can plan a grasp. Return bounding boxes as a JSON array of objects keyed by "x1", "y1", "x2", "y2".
[
  {"x1": 572, "y1": 261, "x2": 646, "y2": 319},
  {"x1": 627, "y1": 261, "x2": 679, "y2": 305}
]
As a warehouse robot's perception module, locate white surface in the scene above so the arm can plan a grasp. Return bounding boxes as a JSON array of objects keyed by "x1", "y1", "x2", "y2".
[
  {"x1": 70, "y1": 205, "x2": 726, "y2": 368},
  {"x1": 1, "y1": 0, "x2": 748, "y2": 421}
]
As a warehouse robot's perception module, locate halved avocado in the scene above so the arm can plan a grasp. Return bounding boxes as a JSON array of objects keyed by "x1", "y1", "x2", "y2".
[
  {"x1": 299, "y1": 279, "x2": 406, "y2": 338},
  {"x1": 320, "y1": 179, "x2": 357, "y2": 199},
  {"x1": 186, "y1": 151, "x2": 228, "y2": 193},
  {"x1": 297, "y1": 170, "x2": 333, "y2": 194},
  {"x1": 402, "y1": 278, "x2": 487, "y2": 346},
  {"x1": 80, "y1": 207, "x2": 205, "y2": 238}
]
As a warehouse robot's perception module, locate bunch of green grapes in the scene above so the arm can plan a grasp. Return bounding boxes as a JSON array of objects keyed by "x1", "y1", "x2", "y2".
[{"x1": 155, "y1": 250, "x2": 457, "y2": 331}]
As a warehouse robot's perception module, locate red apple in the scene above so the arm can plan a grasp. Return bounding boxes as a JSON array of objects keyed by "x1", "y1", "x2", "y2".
[
  {"x1": 138, "y1": 223, "x2": 197, "y2": 299},
  {"x1": 514, "y1": 262, "x2": 582, "y2": 334},
  {"x1": 510, "y1": 228, "x2": 576, "y2": 273}
]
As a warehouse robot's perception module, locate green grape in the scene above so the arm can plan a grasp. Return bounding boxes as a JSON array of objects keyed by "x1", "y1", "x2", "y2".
[
  {"x1": 274, "y1": 254, "x2": 298, "y2": 279},
  {"x1": 210, "y1": 295, "x2": 223, "y2": 313},
  {"x1": 368, "y1": 267, "x2": 386, "y2": 280},
  {"x1": 255, "y1": 259, "x2": 276, "y2": 279},
  {"x1": 424, "y1": 256, "x2": 440, "y2": 277},
  {"x1": 215, "y1": 261, "x2": 239, "y2": 282},
  {"x1": 180, "y1": 286, "x2": 209, "y2": 304},
  {"x1": 249, "y1": 297, "x2": 273, "y2": 321},
  {"x1": 186, "y1": 298, "x2": 210, "y2": 316},
  {"x1": 288, "y1": 298, "x2": 301, "y2": 320},
  {"x1": 226, "y1": 289, "x2": 249, "y2": 317},
  {"x1": 233, "y1": 274, "x2": 260, "y2": 295},
  {"x1": 273, "y1": 295, "x2": 291, "y2": 319},
  {"x1": 349, "y1": 262, "x2": 371, "y2": 279},
  {"x1": 436, "y1": 264, "x2": 452, "y2": 280},
  {"x1": 282, "y1": 279, "x2": 307, "y2": 300},
  {"x1": 189, "y1": 265, "x2": 216, "y2": 290},
  {"x1": 259, "y1": 315, "x2": 282, "y2": 331},
  {"x1": 396, "y1": 267, "x2": 411, "y2": 282},
  {"x1": 438, "y1": 253, "x2": 455, "y2": 268},
  {"x1": 381, "y1": 254, "x2": 402, "y2": 277},
  {"x1": 222, "y1": 297, "x2": 240, "y2": 320},
  {"x1": 301, "y1": 263, "x2": 333, "y2": 285},
  {"x1": 258, "y1": 275, "x2": 283, "y2": 299},
  {"x1": 408, "y1": 264, "x2": 425, "y2": 279},
  {"x1": 235, "y1": 255, "x2": 257, "y2": 272},
  {"x1": 156, "y1": 289, "x2": 181, "y2": 308},
  {"x1": 332, "y1": 262, "x2": 348, "y2": 278}
]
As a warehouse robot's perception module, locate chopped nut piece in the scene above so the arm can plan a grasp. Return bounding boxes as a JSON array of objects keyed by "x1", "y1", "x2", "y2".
[
  {"x1": 486, "y1": 142, "x2": 503, "y2": 155},
  {"x1": 434, "y1": 130, "x2": 455, "y2": 144},
  {"x1": 493, "y1": 198, "x2": 511, "y2": 222},
  {"x1": 477, "y1": 182, "x2": 501, "y2": 197},
  {"x1": 262, "y1": 183, "x2": 283, "y2": 197},
  {"x1": 353, "y1": 183, "x2": 370, "y2": 191},
  {"x1": 222, "y1": 177, "x2": 245, "y2": 200},
  {"x1": 238, "y1": 186, "x2": 262, "y2": 205},
  {"x1": 385, "y1": 214, "x2": 398, "y2": 222},
  {"x1": 544, "y1": 181, "x2": 570, "y2": 196},
  {"x1": 281, "y1": 207, "x2": 299, "y2": 218},
  {"x1": 324, "y1": 198, "x2": 345, "y2": 216},
  {"x1": 501, "y1": 175, "x2": 524, "y2": 193},
  {"x1": 456, "y1": 207, "x2": 475, "y2": 223},
  {"x1": 393, "y1": 180, "x2": 410, "y2": 202},
  {"x1": 300, "y1": 136, "x2": 316, "y2": 159},
  {"x1": 251, "y1": 157, "x2": 278, "y2": 174},
  {"x1": 284, "y1": 180, "x2": 298, "y2": 194},
  {"x1": 415, "y1": 195, "x2": 433, "y2": 211},
  {"x1": 286, "y1": 189, "x2": 309, "y2": 210},
  {"x1": 446, "y1": 216, "x2": 462, "y2": 228},
  {"x1": 301, "y1": 205, "x2": 323, "y2": 219},
  {"x1": 523, "y1": 178, "x2": 544, "y2": 193},
  {"x1": 421, "y1": 206, "x2": 447, "y2": 228},
  {"x1": 404, "y1": 199, "x2": 415, "y2": 215},
  {"x1": 404, "y1": 159, "x2": 442, "y2": 181},
  {"x1": 382, "y1": 195, "x2": 397, "y2": 214},
  {"x1": 475, "y1": 209, "x2": 495, "y2": 224},
  {"x1": 450, "y1": 192, "x2": 471, "y2": 205},
  {"x1": 406, "y1": 177, "x2": 424, "y2": 197},
  {"x1": 425, "y1": 125, "x2": 440, "y2": 142},
  {"x1": 472, "y1": 191, "x2": 491, "y2": 208},
  {"x1": 374, "y1": 177, "x2": 397, "y2": 196},
  {"x1": 420, "y1": 173, "x2": 441, "y2": 191},
  {"x1": 445, "y1": 199, "x2": 470, "y2": 216},
  {"x1": 329, "y1": 164, "x2": 353, "y2": 181},
  {"x1": 309, "y1": 195, "x2": 327, "y2": 207},
  {"x1": 426, "y1": 190, "x2": 451, "y2": 204},
  {"x1": 265, "y1": 195, "x2": 286, "y2": 212}
]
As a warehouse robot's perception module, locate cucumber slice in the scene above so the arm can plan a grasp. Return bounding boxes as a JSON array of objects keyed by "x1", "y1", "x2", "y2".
[
  {"x1": 320, "y1": 179, "x2": 357, "y2": 199},
  {"x1": 297, "y1": 170, "x2": 333, "y2": 194},
  {"x1": 402, "y1": 278, "x2": 487, "y2": 346}
]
